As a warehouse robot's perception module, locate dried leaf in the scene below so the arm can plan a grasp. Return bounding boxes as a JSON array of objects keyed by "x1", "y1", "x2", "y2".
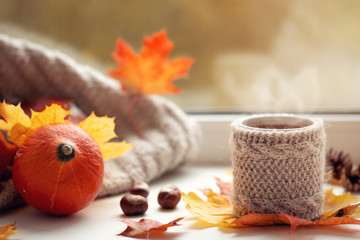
[
  {"x1": 0, "y1": 222, "x2": 18, "y2": 239},
  {"x1": 183, "y1": 186, "x2": 360, "y2": 232},
  {"x1": 232, "y1": 212, "x2": 360, "y2": 233},
  {"x1": 109, "y1": 30, "x2": 194, "y2": 95},
  {"x1": 0, "y1": 101, "x2": 31, "y2": 132},
  {"x1": 78, "y1": 112, "x2": 133, "y2": 160},
  {"x1": 325, "y1": 203, "x2": 360, "y2": 218},
  {"x1": 29, "y1": 104, "x2": 70, "y2": 130},
  {"x1": 118, "y1": 217, "x2": 183, "y2": 238},
  {"x1": 200, "y1": 178, "x2": 232, "y2": 199},
  {"x1": 0, "y1": 102, "x2": 71, "y2": 146},
  {"x1": 232, "y1": 212, "x2": 313, "y2": 233},
  {"x1": 314, "y1": 217, "x2": 360, "y2": 226},
  {"x1": 78, "y1": 113, "x2": 117, "y2": 143},
  {"x1": 182, "y1": 190, "x2": 235, "y2": 227},
  {"x1": 322, "y1": 188, "x2": 360, "y2": 218},
  {"x1": 199, "y1": 187, "x2": 210, "y2": 196},
  {"x1": 0, "y1": 102, "x2": 132, "y2": 161},
  {"x1": 214, "y1": 177, "x2": 232, "y2": 199}
]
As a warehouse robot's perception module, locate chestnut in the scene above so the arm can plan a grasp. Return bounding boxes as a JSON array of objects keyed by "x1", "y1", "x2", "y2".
[
  {"x1": 120, "y1": 193, "x2": 148, "y2": 216},
  {"x1": 157, "y1": 185, "x2": 181, "y2": 209},
  {"x1": 130, "y1": 180, "x2": 149, "y2": 198}
]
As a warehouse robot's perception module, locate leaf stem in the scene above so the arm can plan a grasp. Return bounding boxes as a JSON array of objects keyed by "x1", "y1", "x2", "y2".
[{"x1": 128, "y1": 94, "x2": 143, "y2": 139}]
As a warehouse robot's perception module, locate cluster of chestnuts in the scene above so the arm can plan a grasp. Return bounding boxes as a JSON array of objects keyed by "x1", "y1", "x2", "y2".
[{"x1": 120, "y1": 180, "x2": 181, "y2": 216}]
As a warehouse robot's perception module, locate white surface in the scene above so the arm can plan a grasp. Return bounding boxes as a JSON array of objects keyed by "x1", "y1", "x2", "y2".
[
  {"x1": 1, "y1": 165, "x2": 360, "y2": 240},
  {"x1": 193, "y1": 114, "x2": 360, "y2": 164}
]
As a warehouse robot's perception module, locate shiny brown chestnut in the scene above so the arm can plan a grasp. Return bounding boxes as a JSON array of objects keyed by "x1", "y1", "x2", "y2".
[
  {"x1": 129, "y1": 180, "x2": 149, "y2": 198},
  {"x1": 120, "y1": 193, "x2": 148, "y2": 216},
  {"x1": 157, "y1": 185, "x2": 181, "y2": 209}
]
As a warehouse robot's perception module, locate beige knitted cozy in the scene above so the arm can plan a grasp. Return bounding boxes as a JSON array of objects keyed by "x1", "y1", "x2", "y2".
[
  {"x1": 0, "y1": 34, "x2": 201, "y2": 212},
  {"x1": 230, "y1": 115, "x2": 326, "y2": 220}
]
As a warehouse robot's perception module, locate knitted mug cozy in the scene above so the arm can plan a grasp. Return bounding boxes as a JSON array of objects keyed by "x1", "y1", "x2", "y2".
[{"x1": 230, "y1": 115, "x2": 326, "y2": 220}]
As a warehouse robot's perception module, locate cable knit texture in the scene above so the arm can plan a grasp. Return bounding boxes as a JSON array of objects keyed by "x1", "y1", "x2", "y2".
[
  {"x1": 230, "y1": 115, "x2": 326, "y2": 220},
  {"x1": 0, "y1": 34, "x2": 201, "y2": 212}
]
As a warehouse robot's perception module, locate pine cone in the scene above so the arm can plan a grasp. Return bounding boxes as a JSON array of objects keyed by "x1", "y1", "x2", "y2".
[
  {"x1": 327, "y1": 148, "x2": 351, "y2": 180},
  {"x1": 341, "y1": 160, "x2": 360, "y2": 192}
]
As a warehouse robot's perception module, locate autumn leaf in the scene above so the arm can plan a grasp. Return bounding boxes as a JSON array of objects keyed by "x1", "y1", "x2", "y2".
[
  {"x1": 324, "y1": 203, "x2": 360, "y2": 218},
  {"x1": 118, "y1": 217, "x2": 183, "y2": 238},
  {"x1": 0, "y1": 102, "x2": 132, "y2": 160},
  {"x1": 183, "y1": 180, "x2": 360, "y2": 232},
  {"x1": 0, "y1": 222, "x2": 18, "y2": 239},
  {"x1": 232, "y1": 212, "x2": 313, "y2": 233},
  {"x1": 232, "y1": 212, "x2": 360, "y2": 233},
  {"x1": 0, "y1": 101, "x2": 70, "y2": 146},
  {"x1": 182, "y1": 190, "x2": 236, "y2": 227},
  {"x1": 109, "y1": 30, "x2": 194, "y2": 95},
  {"x1": 0, "y1": 101, "x2": 31, "y2": 133},
  {"x1": 322, "y1": 188, "x2": 360, "y2": 217},
  {"x1": 78, "y1": 112, "x2": 133, "y2": 160},
  {"x1": 28, "y1": 104, "x2": 70, "y2": 131},
  {"x1": 199, "y1": 177, "x2": 232, "y2": 200},
  {"x1": 215, "y1": 177, "x2": 232, "y2": 199}
]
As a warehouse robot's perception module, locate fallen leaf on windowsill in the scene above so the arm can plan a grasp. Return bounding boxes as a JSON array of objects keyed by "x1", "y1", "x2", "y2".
[
  {"x1": 199, "y1": 177, "x2": 232, "y2": 200},
  {"x1": 0, "y1": 222, "x2": 18, "y2": 239},
  {"x1": 118, "y1": 217, "x2": 183, "y2": 239},
  {"x1": 183, "y1": 178, "x2": 360, "y2": 233},
  {"x1": 322, "y1": 188, "x2": 360, "y2": 218}
]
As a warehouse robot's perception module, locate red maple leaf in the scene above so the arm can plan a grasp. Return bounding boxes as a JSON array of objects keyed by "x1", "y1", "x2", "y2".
[{"x1": 118, "y1": 217, "x2": 183, "y2": 239}]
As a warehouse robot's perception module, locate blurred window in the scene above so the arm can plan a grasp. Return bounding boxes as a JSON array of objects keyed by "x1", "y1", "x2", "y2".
[{"x1": 1, "y1": 0, "x2": 360, "y2": 113}]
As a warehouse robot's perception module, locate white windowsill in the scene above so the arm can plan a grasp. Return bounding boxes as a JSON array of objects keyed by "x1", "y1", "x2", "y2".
[
  {"x1": 2, "y1": 113, "x2": 360, "y2": 240},
  {"x1": 2, "y1": 165, "x2": 359, "y2": 240},
  {"x1": 193, "y1": 113, "x2": 360, "y2": 164}
]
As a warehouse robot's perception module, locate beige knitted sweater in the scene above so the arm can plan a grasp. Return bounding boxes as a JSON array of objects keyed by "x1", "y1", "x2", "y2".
[
  {"x1": 0, "y1": 34, "x2": 201, "y2": 212},
  {"x1": 230, "y1": 115, "x2": 326, "y2": 220}
]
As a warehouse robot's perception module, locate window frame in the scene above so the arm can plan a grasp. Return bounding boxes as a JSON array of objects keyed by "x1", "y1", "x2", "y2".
[{"x1": 192, "y1": 113, "x2": 360, "y2": 164}]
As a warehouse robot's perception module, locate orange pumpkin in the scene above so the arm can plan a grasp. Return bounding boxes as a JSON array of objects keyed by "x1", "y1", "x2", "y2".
[{"x1": 12, "y1": 123, "x2": 104, "y2": 216}]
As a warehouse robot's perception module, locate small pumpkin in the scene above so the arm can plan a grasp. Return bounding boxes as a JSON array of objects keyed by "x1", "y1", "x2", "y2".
[{"x1": 12, "y1": 123, "x2": 104, "y2": 216}]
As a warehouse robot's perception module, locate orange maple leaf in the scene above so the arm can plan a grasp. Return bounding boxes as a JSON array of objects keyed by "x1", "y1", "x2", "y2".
[
  {"x1": 183, "y1": 179, "x2": 360, "y2": 232},
  {"x1": 109, "y1": 30, "x2": 194, "y2": 95},
  {"x1": 118, "y1": 217, "x2": 183, "y2": 238},
  {"x1": 0, "y1": 222, "x2": 18, "y2": 239}
]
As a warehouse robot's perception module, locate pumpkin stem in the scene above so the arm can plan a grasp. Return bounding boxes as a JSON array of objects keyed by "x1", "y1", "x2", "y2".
[{"x1": 57, "y1": 143, "x2": 75, "y2": 162}]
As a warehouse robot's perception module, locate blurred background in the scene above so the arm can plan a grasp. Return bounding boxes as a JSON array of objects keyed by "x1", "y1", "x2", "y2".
[{"x1": 1, "y1": 0, "x2": 360, "y2": 113}]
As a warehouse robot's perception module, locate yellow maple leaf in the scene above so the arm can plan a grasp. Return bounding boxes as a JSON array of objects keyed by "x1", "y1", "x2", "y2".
[
  {"x1": 182, "y1": 190, "x2": 236, "y2": 227},
  {"x1": 0, "y1": 102, "x2": 132, "y2": 160},
  {"x1": 0, "y1": 222, "x2": 18, "y2": 239},
  {"x1": 0, "y1": 102, "x2": 71, "y2": 146},
  {"x1": 78, "y1": 113, "x2": 133, "y2": 160},
  {"x1": 0, "y1": 101, "x2": 31, "y2": 132},
  {"x1": 322, "y1": 188, "x2": 360, "y2": 218},
  {"x1": 29, "y1": 104, "x2": 70, "y2": 130}
]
